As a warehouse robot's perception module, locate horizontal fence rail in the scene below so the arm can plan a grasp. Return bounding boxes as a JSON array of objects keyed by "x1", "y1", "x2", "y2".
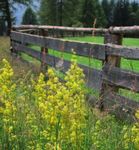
[
  {"x1": 11, "y1": 39, "x2": 103, "y2": 91},
  {"x1": 13, "y1": 25, "x2": 108, "y2": 33},
  {"x1": 10, "y1": 26, "x2": 139, "y2": 121},
  {"x1": 11, "y1": 31, "x2": 106, "y2": 60},
  {"x1": 13, "y1": 25, "x2": 139, "y2": 37},
  {"x1": 106, "y1": 44, "x2": 139, "y2": 60},
  {"x1": 103, "y1": 65, "x2": 139, "y2": 92}
]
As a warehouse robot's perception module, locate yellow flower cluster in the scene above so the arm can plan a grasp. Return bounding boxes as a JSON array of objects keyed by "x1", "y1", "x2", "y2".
[
  {"x1": 123, "y1": 110, "x2": 139, "y2": 150},
  {"x1": 0, "y1": 59, "x2": 17, "y2": 147},
  {"x1": 33, "y1": 62, "x2": 86, "y2": 149},
  {"x1": 0, "y1": 59, "x2": 88, "y2": 149},
  {"x1": 64, "y1": 62, "x2": 86, "y2": 143},
  {"x1": 132, "y1": 111, "x2": 139, "y2": 149}
]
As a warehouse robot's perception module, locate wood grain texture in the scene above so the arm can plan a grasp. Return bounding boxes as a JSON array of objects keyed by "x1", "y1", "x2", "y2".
[
  {"x1": 11, "y1": 31, "x2": 106, "y2": 60},
  {"x1": 12, "y1": 42, "x2": 102, "y2": 91},
  {"x1": 13, "y1": 25, "x2": 108, "y2": 33},
  {"x1": 103, "y1": 65, "x2": 139, "y2": 92},
  {"x1": 99, "y1": 33, "x2": 123, "y2": 110},
  {"x1": 106, "y1": 44, "x2": 139, "y2": 60},
  {"x1": 109, "y1": 26, "x2": 139, "y2": 34},
  {"x1": 13, "y1": 25, "x2": 139, "y2": 35},
  {"x1": 12, "y1": 42, "x2": 41, "y2": 60}
]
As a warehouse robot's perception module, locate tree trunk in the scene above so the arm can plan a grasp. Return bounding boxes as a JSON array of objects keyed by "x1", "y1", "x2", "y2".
[{"x1": 5, "y1": 0, "x2": 12, "y2": 36}]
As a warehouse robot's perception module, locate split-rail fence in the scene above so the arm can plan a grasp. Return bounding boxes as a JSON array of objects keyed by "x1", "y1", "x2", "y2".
[{"x1": 10, "y1": 25, "x2": 139, "y2": 121}]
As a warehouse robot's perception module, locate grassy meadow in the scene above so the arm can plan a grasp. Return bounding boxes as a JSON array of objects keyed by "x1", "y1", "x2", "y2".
[{"x1": 0, "y1": 36, "x2": 139, "y2": 149}]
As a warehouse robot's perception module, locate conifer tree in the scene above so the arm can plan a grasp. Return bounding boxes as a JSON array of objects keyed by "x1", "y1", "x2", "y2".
[
  {"x1": 113, "y1": 0, "x2": 130, "y2": 26},
  {"x1": 81, "y1": 0, "x2": 95, "y2": 27},
  {"x1": 102, "y1": 0, "x2": 114, "y2": 27},
  {"x1": 0, "y1": 0, "x2": 32, "y2": 35},
  {"x1": 81, "y1": 0, "x2": 107, "y2": 27},
  {"x1": 39, "y1": 0, "x2": 81, "y2": 26},
  {"x1": 22, "y1": 7, "x2": 38, "y2": 25},
  {"x1": 39, "y1": 0, "x2": 57, "y2": 25}
]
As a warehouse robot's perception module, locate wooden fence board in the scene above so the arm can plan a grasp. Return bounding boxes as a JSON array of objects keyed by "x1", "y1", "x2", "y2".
[
  {"x1": 47, "y1": 38, "x2": 106, "y2": 60},
  {"x1": 19, "y1": 29, "x2": 38, "y2": 33},
  {"x1": 106, "y1": 44, "x2": 139, "y2": 60},
  {"x1": 11, "y1": 31, "x2": 45, "y2": 46},
  {"x1": 12, "y1": 42, "x2": 41, "y2": 60},
  {"x1": 11, "y1": 31, "x2": 106, "y2": 60},
  {"x1": 13, "y1": 25, "x2": 139, "y2": 35},
  {"x1": 109, "y1": 26, "x2": 139, "y2": 34},
  {"x1": 13, "y1": 25, "x2": 108, "y2": 33},
  {"x1": 11, "y1": 31, "x2": 139, "y2": 61},
  {"x1": 103, "y1": 65, "x2": 139, "y2": 92},
  {"x1": 12, "y1": 42, "x2": 102, "y2": 91}
]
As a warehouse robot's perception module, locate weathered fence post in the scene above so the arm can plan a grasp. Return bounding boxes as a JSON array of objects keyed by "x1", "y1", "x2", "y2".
[
  {"x1": 10, "y1": 28, "x2": 19, "y2": 58},
  {"x1": 10, "y1": 30, "x2": 14, "y2": 55},
  {"x1": 99, "y1": 31, "x2": 123, "y2": 110},
  {"x1": 40, "y1": 28, "x2": 48, "y2": 73}
]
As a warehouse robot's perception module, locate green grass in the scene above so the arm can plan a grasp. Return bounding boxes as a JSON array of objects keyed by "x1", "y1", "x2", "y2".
[
  {"x1": 21, "y1": 53, "x2": 41, "y2": 65},
  {"x1": 65, "y1": 36, "x2": 104, "y2": 44},
  {"x1": 121, "y1": 58, "x2": 139, "y2": 72},
  {"x1": 65, "y1": 36, "x2": 139, "y2": 47},
  {"x1": 123, "y1": 37, "x2": 139, "y2": 47}
]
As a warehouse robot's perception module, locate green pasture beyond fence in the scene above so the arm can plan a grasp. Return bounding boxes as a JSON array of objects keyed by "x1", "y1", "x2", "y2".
[{"x1": 11, "y1": 25, "x2": 139, "y2": 121}]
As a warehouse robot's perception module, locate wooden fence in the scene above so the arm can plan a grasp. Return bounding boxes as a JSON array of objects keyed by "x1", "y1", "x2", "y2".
[
  {"x1": 11, "y1": 25, "x2": 139, "y2": 121},
  {"x1": 13, "y1": 25, "x2": 108, "y2": 37}
]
